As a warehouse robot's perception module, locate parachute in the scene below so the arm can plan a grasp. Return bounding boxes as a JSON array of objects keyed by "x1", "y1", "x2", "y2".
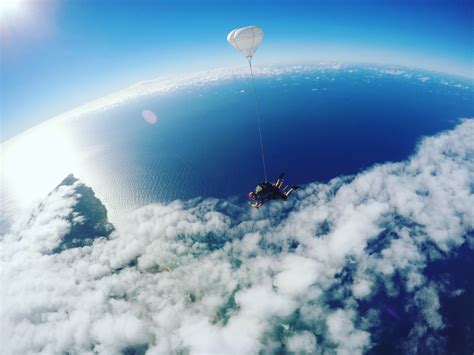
[
  {"x1": 227, "y1": 26, "x2": 267, "y2": 181},
  {"x1": 227, "y1": 26, "x2": 264, "y2": 60}
]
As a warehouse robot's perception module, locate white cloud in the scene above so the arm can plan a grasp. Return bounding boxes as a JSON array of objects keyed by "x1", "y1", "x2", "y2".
[
  {"x1": 1, "y1": 120, "x2": 473, "y2": 354},
  {"x1": 327, "y1": 309, "x2": 371, "y2": 355},
  {"x1": 274, "y1": 254, "x2": 321, "y2": 297},
  {"x1": 286, "y1": 331, "x2": 318, "y2": 353}
]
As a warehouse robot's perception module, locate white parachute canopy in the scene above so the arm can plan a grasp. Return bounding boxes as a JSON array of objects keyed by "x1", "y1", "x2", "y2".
[{"x1": 227, "y1": 25, "x2": 264, "y2": 60}]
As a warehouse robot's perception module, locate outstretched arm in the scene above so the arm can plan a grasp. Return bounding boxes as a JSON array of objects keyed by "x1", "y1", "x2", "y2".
[{"x1": 250, "y1": 200, "x2": 263, "y2": 208}]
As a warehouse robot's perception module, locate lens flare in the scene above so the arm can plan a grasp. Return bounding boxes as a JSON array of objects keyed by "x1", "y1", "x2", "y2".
[{"x1": 142, "y1": 110, "x2": 158, "y2": 124}]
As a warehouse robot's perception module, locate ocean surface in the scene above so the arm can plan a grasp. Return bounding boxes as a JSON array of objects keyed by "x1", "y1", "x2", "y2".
[
  {"x1": 71, "y1": 66, "x2": 473, "y2": 212},
  {"x1": 1, "y1": 65, "x2": 473, "y2": 227}
]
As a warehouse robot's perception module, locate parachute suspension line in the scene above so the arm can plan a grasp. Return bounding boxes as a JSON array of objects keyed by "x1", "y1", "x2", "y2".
[{"x1": 248, "y1": 58, "x2": 268, "y2": 182}]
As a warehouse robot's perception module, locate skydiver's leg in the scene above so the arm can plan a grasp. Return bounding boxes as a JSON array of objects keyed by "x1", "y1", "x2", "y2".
[
  {"x1": 275, "y1": 173, "x2": 285, "y2": 189},
  {"x1": 285, "y1": 186, "x2": 300, "y2": 197}
]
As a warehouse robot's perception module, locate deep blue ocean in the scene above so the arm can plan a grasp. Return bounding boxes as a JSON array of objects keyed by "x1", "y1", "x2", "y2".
[{"x1": 67, "y1": 66, "x2": 473, "y2": 212}]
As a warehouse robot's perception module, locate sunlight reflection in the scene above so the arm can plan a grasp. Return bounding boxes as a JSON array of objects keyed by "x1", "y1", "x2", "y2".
[{"x1": 1, "y1": 120, "x2": 81, "y2": 209}]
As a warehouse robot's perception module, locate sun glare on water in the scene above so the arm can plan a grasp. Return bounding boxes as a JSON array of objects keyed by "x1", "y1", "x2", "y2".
[{"x1": 1, "y1": 120, "x2": 82, "y2": 209}]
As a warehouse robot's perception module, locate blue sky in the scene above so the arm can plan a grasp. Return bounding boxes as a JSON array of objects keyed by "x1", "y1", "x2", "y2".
[{"x1": 1, "y1": 0, "x2": 472, "y2": 141}]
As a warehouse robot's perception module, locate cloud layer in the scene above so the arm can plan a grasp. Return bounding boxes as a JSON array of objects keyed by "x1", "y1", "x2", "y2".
[{"x1": 1, "y1": 120, "x2": 473, "y2": 354}]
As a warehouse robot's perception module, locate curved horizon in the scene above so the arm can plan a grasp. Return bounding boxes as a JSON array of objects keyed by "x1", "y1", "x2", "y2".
[
  {"x1": 2, "y1": 61, "x2": 472, "y2": 144},
  {"x1": 2, "y1": 0, "x2": 472, "y2": 141}
]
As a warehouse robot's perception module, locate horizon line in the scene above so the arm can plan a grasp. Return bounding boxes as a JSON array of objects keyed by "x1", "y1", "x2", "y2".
[{"x1": 2, "y1": 60, "x2": 472, "y2": 145}]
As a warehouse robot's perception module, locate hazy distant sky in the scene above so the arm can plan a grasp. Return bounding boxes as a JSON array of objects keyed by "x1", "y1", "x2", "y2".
[{"x1": 1, "y1": 0, "x2": 473, "y2": 140}]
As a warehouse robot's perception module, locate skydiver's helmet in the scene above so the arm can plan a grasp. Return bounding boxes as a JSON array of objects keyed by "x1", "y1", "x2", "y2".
[{"x1": 248, "y1": 192, "x2": 256, "y2": 199}]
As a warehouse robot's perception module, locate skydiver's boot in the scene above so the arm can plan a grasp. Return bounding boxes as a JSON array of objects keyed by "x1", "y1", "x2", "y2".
[{"x1": 285, "y1": 185, "x2": 300, "y2": 197}]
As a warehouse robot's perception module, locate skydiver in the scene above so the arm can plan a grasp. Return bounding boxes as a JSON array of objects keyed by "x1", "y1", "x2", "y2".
[{"x1": 247, "y1": 173, "x2": 299, "y2": 208}]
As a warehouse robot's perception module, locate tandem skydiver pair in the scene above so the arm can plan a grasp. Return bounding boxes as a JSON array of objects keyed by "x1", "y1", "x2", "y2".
[{"x1": 247, "y1": 173, "x2": 299, "y2": 208}]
